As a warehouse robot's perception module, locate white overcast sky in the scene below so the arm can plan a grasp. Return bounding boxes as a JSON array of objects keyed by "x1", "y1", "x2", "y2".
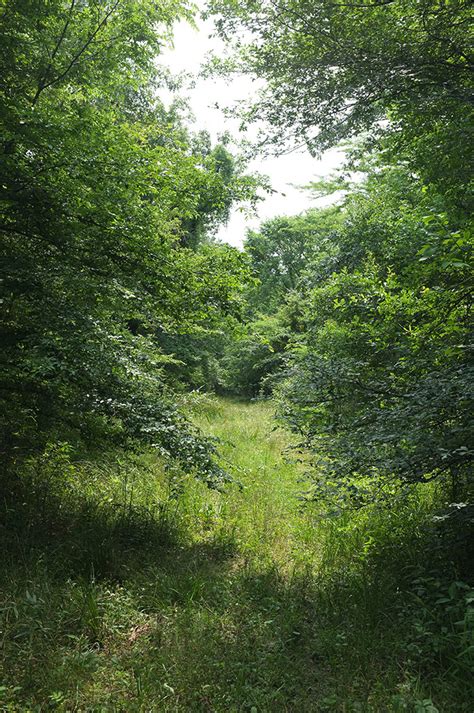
[{"x1": 162, "y1": 12, "x2": 344, "y2": 247}]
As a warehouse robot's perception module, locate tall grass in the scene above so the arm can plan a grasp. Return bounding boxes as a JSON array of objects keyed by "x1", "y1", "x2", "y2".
[{"x1": 0, "y1": 398, "x2": 472, "y2": 711}]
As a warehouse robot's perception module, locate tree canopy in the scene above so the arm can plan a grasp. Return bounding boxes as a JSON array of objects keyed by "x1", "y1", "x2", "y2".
[
  {"x1": 207, "y1": 0, "x2": 472, "y2": 158},
  {"x1": 0, "y1": 0, "x2": 258, "y2": 484},
  {"x1": 1, "y1": 0, "x2": 472, "y2": 498},
  {"x1": 206, "y1": 0, "x2": 473, "y2": 499}
]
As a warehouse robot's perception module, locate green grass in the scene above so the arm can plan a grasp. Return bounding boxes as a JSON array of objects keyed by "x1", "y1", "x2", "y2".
[{"x1": 1, "y1": 397, "x2": 472, "y2": 711}]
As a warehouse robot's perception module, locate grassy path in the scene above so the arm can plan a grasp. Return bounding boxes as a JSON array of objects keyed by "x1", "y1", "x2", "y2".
[
  {"x1": 191, "y1": 398, "x2": 317, "y2": 570},
  {"x1": 0, "y1": 398, "x2": 467, "y2": 711}
]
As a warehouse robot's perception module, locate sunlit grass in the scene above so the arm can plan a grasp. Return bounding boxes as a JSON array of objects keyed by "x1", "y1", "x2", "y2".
[{"x1": 0, "y1": 398, "x2": 471, "y2": 711}]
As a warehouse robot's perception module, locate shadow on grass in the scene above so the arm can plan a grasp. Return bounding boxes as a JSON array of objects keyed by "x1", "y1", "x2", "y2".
[
  {"x1": 1, "y1": 472, "x2": 473, "y2": 711},
  {"x1": 0, "y1": 470, "x2": 236, "y2": 585},
  {"x1": 0, "y1": 473, "x2": 388, "y2": 710},
  {"x1": 119, "y1": 564, "x2": 411, "y2": 711},
  {"x1": 0, "y1": 471, "x2": 244, "y2": 707}
]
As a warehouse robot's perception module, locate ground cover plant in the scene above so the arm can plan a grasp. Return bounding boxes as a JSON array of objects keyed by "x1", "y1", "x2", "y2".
[{"x1": 1, "y1": 398, "x2": 472, "y2": 711}]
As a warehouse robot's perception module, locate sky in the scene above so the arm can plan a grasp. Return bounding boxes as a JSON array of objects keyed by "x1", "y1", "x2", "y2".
[{"x1": 162, "y1": 12, "x2": 345, "y2": 247}]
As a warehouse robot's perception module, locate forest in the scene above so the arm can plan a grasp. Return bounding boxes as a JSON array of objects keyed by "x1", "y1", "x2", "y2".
[{"x1": 0, "y1": 0, "x2": 472, "y2": 710}]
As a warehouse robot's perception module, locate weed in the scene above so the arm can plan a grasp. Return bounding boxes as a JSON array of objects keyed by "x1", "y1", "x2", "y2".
[{"x1": 0, "y1": 399, "x2": 471, "y2": 711}]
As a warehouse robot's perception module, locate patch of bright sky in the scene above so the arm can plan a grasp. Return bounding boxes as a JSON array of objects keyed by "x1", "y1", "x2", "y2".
[{"x1": 162, "y1": 11, "x2": 345, "y2": 247}]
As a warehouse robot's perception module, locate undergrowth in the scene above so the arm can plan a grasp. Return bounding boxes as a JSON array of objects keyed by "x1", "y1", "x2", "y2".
[{"x1": 1, "y1": 398, "x2": 472, "y2": 711}]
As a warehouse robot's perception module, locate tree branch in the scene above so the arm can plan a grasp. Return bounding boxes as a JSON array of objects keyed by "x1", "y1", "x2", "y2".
[{"x1": 32, "y1": 0, "x2": 120, "y2": 106}]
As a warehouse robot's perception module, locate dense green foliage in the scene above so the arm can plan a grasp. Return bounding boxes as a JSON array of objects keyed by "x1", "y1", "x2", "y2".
[
  {"x1": 274, "y1": 164, "x2": 472, "y2": 496},
  {"x1": 245, "y1": 208, "x2": 342, "y2": 312},
  {"x1": 208, "y1": 0, "x2": 473, "y2": 498},
  {"x1": 219, "y1": 208, "x2": 340, "y2": 395},
  {"x1": 0, "y1": 0, "x2": 258, "y2": 483},
  {"x1": 1, "y1": 0, "x2": 473, "y2": 709}
]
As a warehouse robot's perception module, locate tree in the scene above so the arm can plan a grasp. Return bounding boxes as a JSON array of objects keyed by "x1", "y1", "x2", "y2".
[
  {"x1": 207, "y1": 0, "x2": 472, "y2": 160},
  {"x1": 245, "y1": 207, "x2": 342, "y2": 313},
  {"x1": 181, "y1": 132, "x2": 260, "y2": 249},
  {"x1": 0, "y1": 0, "x2": 254, "y2": 485},
  {"x1": 278, "y1": 162, "x2": 473, "y2": 498},
  {"x1": 217, "y1": 209, "x2": 340, "y2": 397}
]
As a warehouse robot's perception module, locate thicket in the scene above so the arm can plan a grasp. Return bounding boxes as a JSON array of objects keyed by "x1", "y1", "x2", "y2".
[
  {"x1": 207, "y1": 0, "x2": 473, "y2": 502},
  {"x1": 0, "y1": 0, "x2": 260, "y2": 486},
  {"x1": 3, "y1": 0, "x2": 471, "y2": 497}
]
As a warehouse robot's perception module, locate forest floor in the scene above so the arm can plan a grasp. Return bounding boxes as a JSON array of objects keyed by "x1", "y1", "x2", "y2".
[{"x1": 0, "y1": 398, "x2": 471, "y2": 711}]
